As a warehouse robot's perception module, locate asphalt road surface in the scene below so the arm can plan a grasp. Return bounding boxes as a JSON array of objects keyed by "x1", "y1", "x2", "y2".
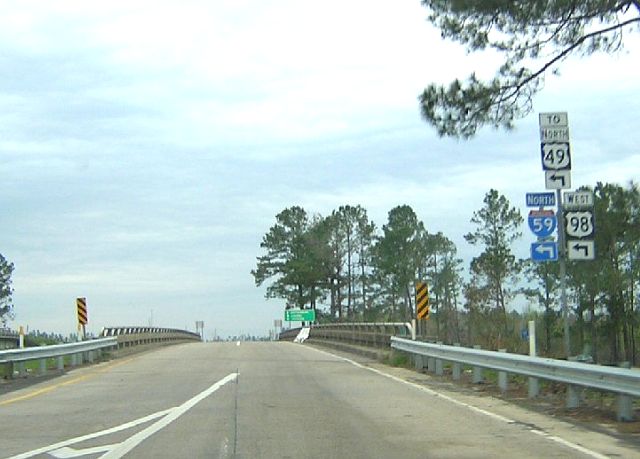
[{"x1": 1, "y1": 342, "x2": 638, "y2": 458}]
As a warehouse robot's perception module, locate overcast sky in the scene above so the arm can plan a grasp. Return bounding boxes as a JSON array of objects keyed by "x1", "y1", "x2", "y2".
[{"x1": 1, "y1": 1, "x2": 639, "y2": 339}]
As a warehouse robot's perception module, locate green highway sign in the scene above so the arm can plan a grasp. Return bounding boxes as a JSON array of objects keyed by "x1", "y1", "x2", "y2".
[{"x1": 284, "y1": 309, "x2": 316, "y2": 322}]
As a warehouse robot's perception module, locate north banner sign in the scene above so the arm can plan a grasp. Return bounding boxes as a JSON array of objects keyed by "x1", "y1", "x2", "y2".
[{"x1": 526, "y1": 192, "x2": 556, "y2": 207}]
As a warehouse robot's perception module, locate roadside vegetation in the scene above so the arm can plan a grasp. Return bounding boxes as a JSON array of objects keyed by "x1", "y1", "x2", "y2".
[{"x1": 253, "y1": 182, "x2": 640, "y2": 365}]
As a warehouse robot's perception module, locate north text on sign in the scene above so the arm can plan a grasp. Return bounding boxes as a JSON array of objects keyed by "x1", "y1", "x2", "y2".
[{"x1": 540, "y1": 127, "x2": 570, "y2": 142}]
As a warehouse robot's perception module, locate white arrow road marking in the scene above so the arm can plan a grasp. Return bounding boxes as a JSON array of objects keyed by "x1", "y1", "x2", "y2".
[
  {"x1": 6, "y1": 409, "x2": 173, "y2": 459},
  {"x1": 6, "y1": 373, "x2": 238, "y2": 459},
  {"x1": 49, "y1": 444, "x2": 120, "y2": 458},
  {"x1": 100, "y1": 372, "x2": 237, "y2": 458}
]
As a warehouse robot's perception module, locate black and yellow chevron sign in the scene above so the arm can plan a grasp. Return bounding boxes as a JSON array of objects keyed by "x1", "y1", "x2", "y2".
[
  {"x1": 76, "y1": 297, "x2": 88, "y2": 325},
  {"x1": 415, "y1": 281, "x2": 430, "y2": 320}
]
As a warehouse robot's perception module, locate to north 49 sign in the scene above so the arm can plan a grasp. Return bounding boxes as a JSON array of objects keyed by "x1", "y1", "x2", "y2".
[{"x1": 541, "y1": 143, "x2": 571, "y2": 170}]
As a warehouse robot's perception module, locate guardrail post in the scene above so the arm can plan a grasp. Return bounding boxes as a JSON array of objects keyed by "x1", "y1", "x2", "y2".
[
  {"x1": 427, "y1": 356, "x2": 435, "y2": 373},
  {"x1": 39, "y1": 358, "x2": 47, "y2": 376},
  {"x1": 1, "y1": 361, "x2": 14, "y2": 379},
  {"x1": 566, "y1": 385, "x2": 581, "y2": 409},
  {"x1": 472, "y1": 345, "x2": 483, "y2": 383},
  {"x1": 528, "y1": 376, "x2": 539, "y2": 398},
  {"x1": 17, "y1": 361, "x2": 26, "y2": 377},
  {"x1": 565, "y1": 357, "x2": 581, "y2": 409},
  {"x1": 435, "y1": 342, "x2": 444, "y2": 376},
  {"x1": 414, "y1": 354, "x2": 425, "y2": 370},
  {"x1": 498, "y1": 349, "x2": 508, "y2": 393},
  {"x1": 616, "y1": 362, "x2": 634, "y2": 421},
  {"x1": 57, "y1": 356, "x2": 64, "y2": 371},
  {"x1": 452, "y1": 344, "x2": 461, "y2": 380},
  {"x1": 616, "y1": 394, "x2": 634, "y2": 422}
]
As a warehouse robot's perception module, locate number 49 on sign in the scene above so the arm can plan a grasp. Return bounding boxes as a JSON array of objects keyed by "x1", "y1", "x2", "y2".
[{"x1": 541, "y1": 143, "x2": 571, "y2": 170}]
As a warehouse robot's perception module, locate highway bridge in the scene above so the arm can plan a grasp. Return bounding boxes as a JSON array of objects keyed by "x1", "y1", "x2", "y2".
[{"x1": 1, "y1": 339, "x2": 638, "y2": 458}]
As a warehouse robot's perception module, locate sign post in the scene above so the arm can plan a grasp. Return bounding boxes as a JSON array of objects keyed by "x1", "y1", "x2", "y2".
[
  {"x1": 530, "y1": 112, "x2": 596, "y2": 358},
  {"x1": 539, "y1": 112, "x2": 571, "y2": 357},
  {"x1": 195, "y1": 321, "x2": 205, "y2": 340}
]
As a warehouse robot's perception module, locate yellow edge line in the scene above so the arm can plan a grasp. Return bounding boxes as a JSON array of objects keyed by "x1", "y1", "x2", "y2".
[{"x1": 0, "y1": 356, "x2": 137, "y2": 407}]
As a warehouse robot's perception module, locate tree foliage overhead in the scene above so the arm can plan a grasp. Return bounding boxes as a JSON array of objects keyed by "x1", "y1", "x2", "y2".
[{"x1": 419, "y1": 0, "x2": 640, "y2": 138}]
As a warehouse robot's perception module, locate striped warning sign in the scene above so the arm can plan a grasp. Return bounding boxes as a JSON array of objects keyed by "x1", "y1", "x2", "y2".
[
  {"x1": 415, "y1": 281, "x2": 429, "y2": 320},
  {"x1": 76, "y1": 297, "x2": 88, "y2": 325}
]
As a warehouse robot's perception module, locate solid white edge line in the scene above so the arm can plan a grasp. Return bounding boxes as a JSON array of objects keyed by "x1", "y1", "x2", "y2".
[
  {"x1": 100, "y1": 372, "x2": 238, "y2": 459},
  {"x1": 308, "y1": 346, "x2": 609, "y2": 459},
  {"x1": 5, "y1": 408, "x2": 175, "y2": 459}
]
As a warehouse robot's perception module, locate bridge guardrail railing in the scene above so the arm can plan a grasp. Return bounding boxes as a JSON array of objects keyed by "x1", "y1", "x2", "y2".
[
  {"x1": 100, "y1": 326, "x2": 202, "y2": 347},
  {"x1": 0, "y1": 337, "x2": 118, "y2": 378},
  {"x1": 278, "y1": 327, "x2": 303, "y2": 341},
  {"x1": 391, "y1": 336, "x2": 639, "y2": 421},
  {"x1": 0, "y1": 327, "x2": 19, "y2": 350},
  {"x1": 308, "y1": 322, "x2": 415, "y2": 348},
  {"x1": 0, "y1": 326, "x2": 201, "y2": 379}
]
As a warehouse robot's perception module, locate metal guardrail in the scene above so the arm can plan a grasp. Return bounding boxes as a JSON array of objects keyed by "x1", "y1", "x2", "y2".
[
  {"x1": 100, "y1": 326, "x2": 200, "y2": 337},
  {"x1": 0, "y1": 327, "x2": 201, "y2": 379},
  {"x1": 278, "y1": 327, "x2": 302, "y2": 341},
  {"x1": 0, "y1": 327, "x2": 19, "y2": 350},
  {"x1": 0, "y1": 327, "x2": 18, "y2": 337},
  {"x1": 0, "y1": 338, "x2": 118, "y2": 378},
  {"x1": 100, "y1": 326, "x2": 201, "y2": 347},
  {"x1": 0, "y1": 338, "x2": 117, "y2": 364},
  {"x1": 391, "y1": 336, "x2": 639, "y2": 421},
  {"x1": 309, "y1": 322, "x2": 415, "y2": 348}
]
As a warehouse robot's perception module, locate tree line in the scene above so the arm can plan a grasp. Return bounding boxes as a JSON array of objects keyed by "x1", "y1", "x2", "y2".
[
  {"x1": 251, "y1": 204, "x2": 462, "y2": 333},
  {"x1": 253, "y1": 182, "x2": 639, "y2": 364}
]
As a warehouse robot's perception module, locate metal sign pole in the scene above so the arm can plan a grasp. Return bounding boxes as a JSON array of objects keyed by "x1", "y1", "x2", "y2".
[{"x1": 557, "y1": 188, "x2": 570, "y2": 358}]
